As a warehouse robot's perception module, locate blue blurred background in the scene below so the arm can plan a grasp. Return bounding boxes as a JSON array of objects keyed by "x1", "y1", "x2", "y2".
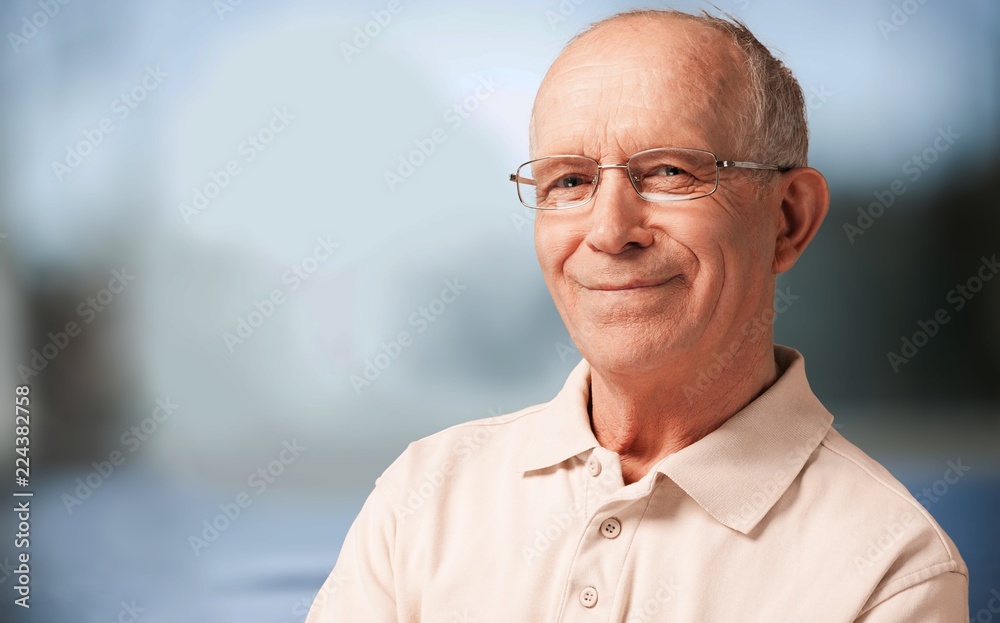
[{"x1": 0, "y1": 0, "x2": 997, "y2": 620}]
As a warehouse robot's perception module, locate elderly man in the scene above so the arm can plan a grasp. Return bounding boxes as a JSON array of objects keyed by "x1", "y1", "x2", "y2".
[{"x1": 307, "y1": 9, "x2": 967, "y2": 622}]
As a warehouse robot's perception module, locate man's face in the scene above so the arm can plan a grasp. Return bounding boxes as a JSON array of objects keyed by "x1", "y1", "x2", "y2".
[{"x1": 532, "y1": 20, "x2": 784, "y2": 373}]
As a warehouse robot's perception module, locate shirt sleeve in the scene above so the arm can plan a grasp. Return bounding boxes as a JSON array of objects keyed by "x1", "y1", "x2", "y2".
[
  {"x1": 853, "y1": 571, "x2": 968, "y2": 623},
  {"x1": 305, "y1": 483, "x2": 398, "y2": 623}
]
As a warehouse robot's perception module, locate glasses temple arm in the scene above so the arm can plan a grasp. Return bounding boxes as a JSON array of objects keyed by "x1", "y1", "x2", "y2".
[{"x1": 718, "y1": 160, "x2": 794, "y2": 172}]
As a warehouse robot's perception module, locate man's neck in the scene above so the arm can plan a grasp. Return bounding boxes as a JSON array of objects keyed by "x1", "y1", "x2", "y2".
[{"x1": 588, "y1": 337, "x2": 780, "y2": 485}]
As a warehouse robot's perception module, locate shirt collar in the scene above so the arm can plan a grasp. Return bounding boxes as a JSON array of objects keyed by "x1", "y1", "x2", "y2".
[
  {"x1": 515, "y1": 345, "x2": 833, "y2": 535},
  {"x1": 514, "y1": 357, "x2": 600, "y2": 473}
]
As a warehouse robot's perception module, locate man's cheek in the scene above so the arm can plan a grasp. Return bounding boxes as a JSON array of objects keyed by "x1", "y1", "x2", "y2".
[
  {"x1": 536, "y1": 238, "x2": 577, "y2": 286},
  {"x1": 533, "y1": 220, "x2": 556, "y2": 263}
]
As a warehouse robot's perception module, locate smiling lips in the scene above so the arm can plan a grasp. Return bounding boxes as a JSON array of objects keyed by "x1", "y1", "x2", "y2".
[{"x1": 586, "y1": 276, "x2": 677, "y2": 291}]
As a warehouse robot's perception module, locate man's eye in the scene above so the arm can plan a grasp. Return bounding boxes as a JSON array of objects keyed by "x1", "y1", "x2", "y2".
[
  {"x1": 555, "y1": 175, "x2": 589, "y2": 188},
  {"x1": 651, "y1": 165, "x2": 685, "y2": 177}
]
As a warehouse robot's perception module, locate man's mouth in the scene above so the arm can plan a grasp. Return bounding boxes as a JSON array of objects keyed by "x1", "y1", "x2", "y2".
[{"x1": 586, "y1": 275, "x2": 678, "y2": 291}]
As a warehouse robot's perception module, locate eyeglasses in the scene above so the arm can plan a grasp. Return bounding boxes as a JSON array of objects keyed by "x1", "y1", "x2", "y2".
[{"x1": 508, "y1": 147, "x2": 792, "y2": 210}]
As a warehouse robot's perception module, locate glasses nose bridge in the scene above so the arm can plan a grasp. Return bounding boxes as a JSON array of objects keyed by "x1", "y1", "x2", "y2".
[
  {"x1": 593, "y1": 161, "x2": 639, "y2": 197},
  {"x1": 596, "y1": 162, "x2": 630, "y2": 175}
]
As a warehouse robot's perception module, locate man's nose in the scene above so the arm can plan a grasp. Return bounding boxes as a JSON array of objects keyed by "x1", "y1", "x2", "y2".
[{"x1": 583, "y1": 167, "x2": 655, "y2": 254}]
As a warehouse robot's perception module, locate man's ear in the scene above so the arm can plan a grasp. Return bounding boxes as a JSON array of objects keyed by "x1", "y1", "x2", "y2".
[{"x1": 772, "y1": 167, "x2": 829, "y2": 274}]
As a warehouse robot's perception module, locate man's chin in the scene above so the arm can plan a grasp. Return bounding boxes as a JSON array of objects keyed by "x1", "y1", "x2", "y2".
[{"x1": 573, "y1": 332, "x2": 691, "y2": 375}]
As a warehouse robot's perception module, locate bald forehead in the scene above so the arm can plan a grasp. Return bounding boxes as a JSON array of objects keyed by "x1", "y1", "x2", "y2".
[
  {"x1": 531, "y1": 15, "x2": 748, "y2": 158},
  {"x1": 567, "y1": 12, "x2": 736, "y2": 57}
]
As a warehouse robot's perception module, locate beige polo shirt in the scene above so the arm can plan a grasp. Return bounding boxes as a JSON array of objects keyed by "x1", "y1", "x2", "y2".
[{"x1": 306, "y1": 345, "x2": 968, "y2": 622}]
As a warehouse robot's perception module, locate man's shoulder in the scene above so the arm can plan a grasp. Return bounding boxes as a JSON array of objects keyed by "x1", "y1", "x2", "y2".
[
  {"x1": 812, "y1": 426, "x2": 954, "y2": 537},
  {"x1": 373, "y1": 400, "x2": 550, "y2": 490},
  {"x1": 805, "y1": 426, "x2": 967, "y2": 603}
]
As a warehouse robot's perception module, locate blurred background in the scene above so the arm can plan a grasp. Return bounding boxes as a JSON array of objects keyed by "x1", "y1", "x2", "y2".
[{"x1": 0, "y1": 0, "x2": 997, "y2": 620}]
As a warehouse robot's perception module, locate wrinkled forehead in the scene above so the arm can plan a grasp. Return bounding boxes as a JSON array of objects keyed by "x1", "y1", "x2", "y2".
[{"x1": 531, "y1": 18, "x2": 747, "y2": 160}]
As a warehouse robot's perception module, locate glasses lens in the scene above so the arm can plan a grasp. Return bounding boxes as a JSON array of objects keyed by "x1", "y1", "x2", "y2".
[
  {"x1": 628, "y1": 148, "x2": 718, "y2": 201},
  {"x1": 517, "y1": 156, "x2": 598, "y2": 209}
]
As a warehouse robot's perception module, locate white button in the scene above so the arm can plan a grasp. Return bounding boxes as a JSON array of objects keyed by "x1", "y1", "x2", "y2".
[
  {"x1": 600, "y1": 517, "x2": 621, "y2": 539},
  {"x1": 579, "y1": 586, "x2": 598, "y2": 608},
  {"x1": 587, "y1": 456, "x2": 602, "y2": 477}
]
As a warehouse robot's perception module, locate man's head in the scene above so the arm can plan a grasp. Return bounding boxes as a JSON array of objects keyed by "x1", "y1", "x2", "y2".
[{"x1": 529, "y1": 9, "x2": 828, "y2": 375}]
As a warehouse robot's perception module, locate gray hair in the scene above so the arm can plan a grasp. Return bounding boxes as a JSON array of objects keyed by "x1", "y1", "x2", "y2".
[{"x1": 529, "y1": 9, "x2": 809, "y2": 184}]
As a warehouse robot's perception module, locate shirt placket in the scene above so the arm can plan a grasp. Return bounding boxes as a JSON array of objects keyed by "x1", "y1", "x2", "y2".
[{"x1": 554, "y1": 447, "x2": 652, "y2": 622}]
